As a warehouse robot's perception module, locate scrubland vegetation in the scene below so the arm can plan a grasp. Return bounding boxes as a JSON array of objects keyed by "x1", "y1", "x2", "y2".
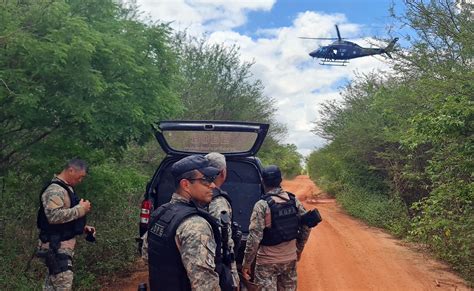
[
  {"x1": 1, "y1": 0, "x2": 471, "y2": 289},
  {"x1": 307, "y1": 0, "x2": 473, "y2": 282},
  {"x1": 0, "y1": 1, "x2": 301, "y2": 289}
]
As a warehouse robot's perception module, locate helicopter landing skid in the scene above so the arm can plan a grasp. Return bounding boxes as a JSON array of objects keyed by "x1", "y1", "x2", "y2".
[{"x1": 320, "y1": 59, "x2": 348, "y2": 66}]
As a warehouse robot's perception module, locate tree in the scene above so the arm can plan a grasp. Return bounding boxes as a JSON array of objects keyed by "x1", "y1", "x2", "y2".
[
  {"x1": 0, "y1": 0, "x2": 180, "y2": 176},
  {"x1": 170, "y1": 33, "x2": 299, "y2": 168},
  {"x1": 171, "y1": 33, "x2": 286, "y2": 133},
  {"x1": 259, "y1": 141, "x2": 303, "y2": 178}
]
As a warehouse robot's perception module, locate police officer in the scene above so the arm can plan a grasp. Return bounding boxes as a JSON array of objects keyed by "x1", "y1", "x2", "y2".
[
  {"x1": 37, "y1": 159, "x2": 95, "y2": 291},
  {"x1": 146, "y1": 155, "x2": 234, "y2": 291},
  {"x1": 205, "y1": 152, "x2": 240, "y2": 289},
  {"x1": 241, "y1": 165, "x2": 311, "y2": 291}
]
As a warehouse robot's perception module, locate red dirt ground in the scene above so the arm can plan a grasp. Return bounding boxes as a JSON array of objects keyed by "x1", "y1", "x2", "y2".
[{"x1": 103, "y1": 175, "x2": 470, "y2": 291}]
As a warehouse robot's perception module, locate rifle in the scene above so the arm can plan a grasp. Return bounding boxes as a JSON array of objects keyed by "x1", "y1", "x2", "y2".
[
  {"x1": 219, "y1": 210, "x2": 233, "y2": 266},
  {"x1": 231, "y1": 221, "x2": 242, "y2": 255},
  {"x1": 300, "y1": 208, "x2": 322, "y2": 227}
]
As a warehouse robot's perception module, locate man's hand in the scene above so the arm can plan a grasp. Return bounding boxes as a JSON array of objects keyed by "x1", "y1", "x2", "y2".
[
  {"x1": 242, "y1": 266, "x2": 251, "y2": 281},
  {"x1": 79, "y1": 199, "x2": 91, "y2": 213},
  {"x1": 84, "y1": 225, "x2": 95, "y2": 235},
  {"x1": 84, "y1": 225, "x2": 96, "y2": 242}
]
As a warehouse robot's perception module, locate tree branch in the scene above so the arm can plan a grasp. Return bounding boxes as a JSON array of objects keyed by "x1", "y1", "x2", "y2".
[
  {"x1": 0, "y1": 79, "x2": 15, "y2": 96},
  {"x1": 0, "y1": 124, "x2": 59, "y2": 165}
]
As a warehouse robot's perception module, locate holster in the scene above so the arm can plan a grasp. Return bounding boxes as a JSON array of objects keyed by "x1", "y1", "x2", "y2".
[
  {"x1": 37, "y1": 249, "x2": 72, "y2": 275},
  {"x1": 216, "y1": 263, "x2": 234, "y2": 291}
]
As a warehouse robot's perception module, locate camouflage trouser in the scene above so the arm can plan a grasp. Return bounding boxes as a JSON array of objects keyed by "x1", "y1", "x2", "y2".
[
  {"x1": 254, "y1": 260, "x2": 297, "y2": 291},
  {"x1": 41, "y1": 249, "x2": 74, "y2": 291},
  {"x1": 43, "y1": 270, "x2": 73, "y2": 291}
]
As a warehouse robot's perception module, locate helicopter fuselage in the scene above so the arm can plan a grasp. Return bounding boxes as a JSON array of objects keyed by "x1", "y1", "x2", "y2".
[
  {"x1": 300, "y1": 24, "x2": 398, "y2": 65},
  {"x1": 309, "y1": 41, "x2": 384, "y2": 60}
]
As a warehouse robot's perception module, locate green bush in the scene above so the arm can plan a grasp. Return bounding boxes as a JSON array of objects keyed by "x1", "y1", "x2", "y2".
[
  {"x1": 0, "y1": 161, "x2": 148, "y2": 290},
  {"x1": 336, "y1": 185, "x2": 410, "y2": 237},
  {"x1": 73, "y1": 162, "x2": 148, "y2": 287},
  {"x1": 409, "y1": 181, "x2": 473, "y2": 280}
]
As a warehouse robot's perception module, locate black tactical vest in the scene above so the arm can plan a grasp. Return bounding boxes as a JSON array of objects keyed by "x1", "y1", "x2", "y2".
[
  {"x1": 147, "y1": 201, "x2": 233, "y2": 291},
  {"x1": 37, "y1": 180, "x2": 86, "y2": 246},
  {"x1": 260, "y1": 192, "x2": 299, "y2": 246}
]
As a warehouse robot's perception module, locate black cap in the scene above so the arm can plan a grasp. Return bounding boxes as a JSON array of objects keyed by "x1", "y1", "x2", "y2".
[
  {"x1": 262, "y1": 165, "x2": 282, "y2": 184},
  {"x1": 171, "y1": 155, "x2": 220, "y2": 180}
]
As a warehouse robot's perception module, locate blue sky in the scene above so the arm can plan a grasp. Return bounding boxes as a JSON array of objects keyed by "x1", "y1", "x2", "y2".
[
  {"x1": 135, "y1": 0, "x2": 405, "y2": 157},
  {"x1": 237, "y1": 0, "x2": 401, "y2": 37}
]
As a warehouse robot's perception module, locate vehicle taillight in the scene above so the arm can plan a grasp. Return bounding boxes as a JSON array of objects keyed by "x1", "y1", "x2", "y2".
[{"x1": 140, "y1": 199, "x2": 152, "y2": 224}]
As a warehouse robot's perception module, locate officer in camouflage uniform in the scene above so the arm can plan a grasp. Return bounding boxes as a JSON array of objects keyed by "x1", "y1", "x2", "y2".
[
  {"x1": 242, "y1": 165, "x2": 311, "y2": 291},
  {"x1": 205, "y1": 152, "x2": 240, "y2": 289},
  {"x1": 146, "y1": 155, "x2": 234, "y2": 291},
  {"x1": 37, "y1": 159, "x2": 95, "y2": 291}
]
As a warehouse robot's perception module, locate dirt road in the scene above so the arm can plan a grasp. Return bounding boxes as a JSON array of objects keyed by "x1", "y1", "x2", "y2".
[
  {"x1": 104, "y1": 175, "x2": 470, "y2": 290},
  {"x1": 284, "y1": 176, "x2": 469, "y2": 291}
]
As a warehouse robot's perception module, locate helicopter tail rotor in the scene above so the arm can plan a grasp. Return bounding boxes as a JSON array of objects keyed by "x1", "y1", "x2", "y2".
[
  {"x1": 385, "y1": 37, "x2": 399, "y2": 51},
  {"x1": 382, "y1": 37, "x2": 398, "y2": 58}
]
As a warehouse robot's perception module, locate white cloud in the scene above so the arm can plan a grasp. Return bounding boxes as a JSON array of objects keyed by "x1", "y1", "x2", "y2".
[
  {"x1": 134, "y1": 1, "x2": 393, "y2": 158},
  {"x1": 135, "y1": 0, "x2": 275, "y2": 33}
]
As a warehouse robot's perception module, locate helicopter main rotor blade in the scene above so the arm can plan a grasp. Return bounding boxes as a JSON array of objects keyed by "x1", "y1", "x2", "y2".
[
  {"x1": 299, "y1": 37, "x2": 340, "y2": 40},
  {"x1": 335, "y1": 24, "x2": 342, "y2": 41}
]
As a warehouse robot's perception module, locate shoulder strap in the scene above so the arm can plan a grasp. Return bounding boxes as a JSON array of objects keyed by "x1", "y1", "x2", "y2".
[
  {"x1": 51, "y1": 181, "x2": 74, "y2": 199},
  {"x1": 39, "y1": 180, "x2": 74, "y2": 205},
  {"x1": 286, "y1": 192, "x2": 296, "y2": 204},
  {"x1": 262, "y1": 193, "x2": 290, "y2": 202},
  {"x1": 149, "y1": 202, "x2": 196, "y2": 237},
  {"x1": 261, "y1": 194, "x2": 276, "y2": 207}
]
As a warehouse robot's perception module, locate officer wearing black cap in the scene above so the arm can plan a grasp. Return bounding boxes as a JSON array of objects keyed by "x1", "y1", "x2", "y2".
[
  {"x1": 242, "y1": 165, "x2": 312, "y2": 290},
  {"x1": 146, "y1": 155, "x2": 234, "y2": 291}
]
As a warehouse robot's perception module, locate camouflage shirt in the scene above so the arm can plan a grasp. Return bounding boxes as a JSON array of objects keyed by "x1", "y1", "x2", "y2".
[
  {"x1": 38, "y1": 177, "x2": 87, "y2": 251},
  {"x1": 150, "y1": 193, "x2": 220, "y2": 291},
  {"x1": 208, "y1": 188, "x2": 239, "y2": 287},
  {"x1": 242, "y1": 187, "x2": 311, "y2": 268}
]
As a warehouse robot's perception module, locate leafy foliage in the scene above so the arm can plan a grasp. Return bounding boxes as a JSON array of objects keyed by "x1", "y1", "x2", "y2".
[
  {"x1": 0, "y1": 0, "x2": 179, "y2": 174},
  {"x1": 259, "y1": 142, "x2": 303, "y2": 178},
  {"x1": 0, "y1": 0, "x2": 179, "y2": 289},
  {"x1": 0, "y1": 1, "x2": 303, "y2": 289}
]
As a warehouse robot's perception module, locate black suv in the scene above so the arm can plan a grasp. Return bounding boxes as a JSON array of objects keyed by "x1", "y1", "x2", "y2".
[{"x1": 138, "y1": 120, "x2": 269, "y2": 263}]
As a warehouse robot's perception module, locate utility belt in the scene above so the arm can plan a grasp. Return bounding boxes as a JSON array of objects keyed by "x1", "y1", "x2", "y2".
[{"x1": 36, "y1": 248, "x2": 73, "y2": 275}]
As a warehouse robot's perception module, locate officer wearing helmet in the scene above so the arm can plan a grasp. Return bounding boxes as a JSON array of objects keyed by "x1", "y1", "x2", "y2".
[{"x1": 242, "y1": 165, "x2": 311, "y2": 290}]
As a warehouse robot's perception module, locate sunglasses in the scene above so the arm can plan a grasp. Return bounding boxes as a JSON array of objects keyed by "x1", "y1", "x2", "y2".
[{"x1": 187, "y1": 176, "x2": 215, "y2": 186}]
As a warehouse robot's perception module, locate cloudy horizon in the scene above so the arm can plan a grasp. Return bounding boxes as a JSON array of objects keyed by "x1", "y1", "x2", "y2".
[{"x1": 133, "y1": 0, "x2": 398, "y2": 157}]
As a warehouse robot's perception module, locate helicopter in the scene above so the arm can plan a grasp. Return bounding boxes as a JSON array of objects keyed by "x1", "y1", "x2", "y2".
[{"x1": 300, "y1": 25, "x2": 398, "y2": 66}]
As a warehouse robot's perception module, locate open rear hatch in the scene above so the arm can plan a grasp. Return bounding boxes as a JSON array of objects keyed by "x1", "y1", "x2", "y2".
[{"x1": 154, "y1": 120, "x2": 269, "y2": 157}]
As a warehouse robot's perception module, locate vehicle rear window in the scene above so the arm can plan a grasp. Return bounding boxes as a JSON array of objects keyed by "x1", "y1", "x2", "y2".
[{"x1": 163, "y1": 130, "x2": 258, "y2": 153}]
